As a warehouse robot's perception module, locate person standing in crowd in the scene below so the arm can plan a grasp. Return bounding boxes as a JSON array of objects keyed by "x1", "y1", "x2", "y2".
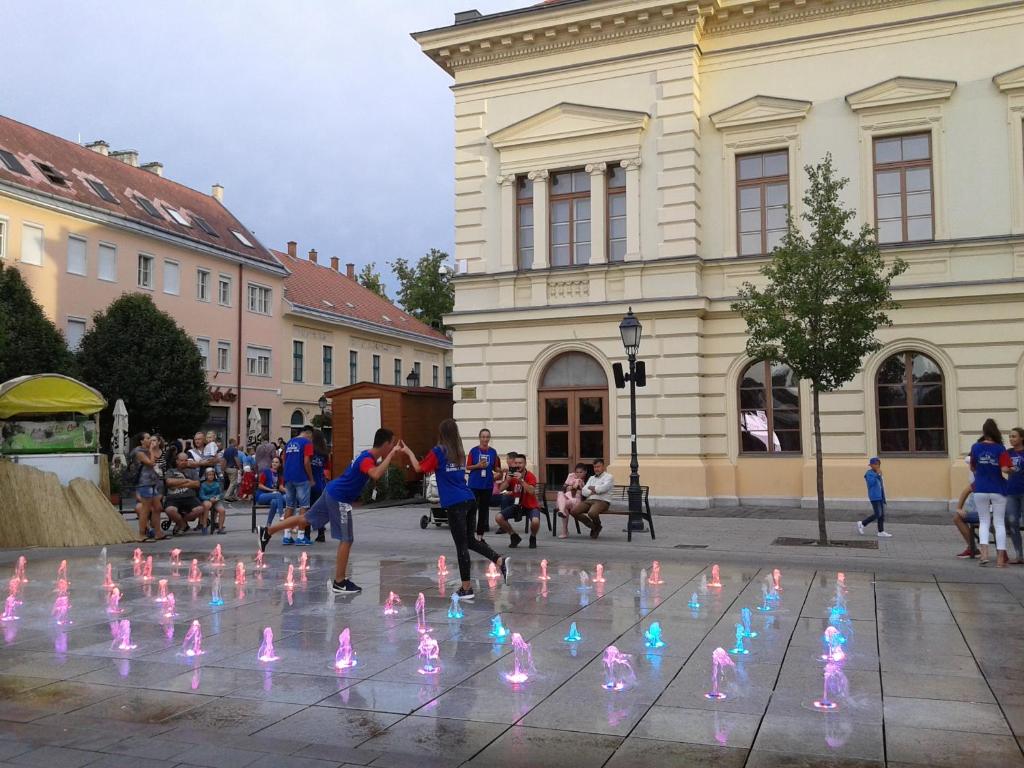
[
  {"x1": 1005, "y1": 427, "x2": 1024, "y2": 564},
  {"x1": 259, "y1": 428, "x2": 402, "y2": 594},
  {"x1": 858, "y1": 457, "x2": 891, "y2": 538},
  {"x1": 310, "y1": 428, "x2": 331, "y2": 543},
  {"x1": 495, "y1": 453, "x2": 542, "y2": 549},
  {"x1": 222, "y1": 437, "x2": 242, "y2": 502},
  {"x1": 257, "y1": 456, "x2": 285, "y2": 526},
  {"x1": 130, "y1": 433, "x2": 163, "y2": 542},
  {"x1": 281, "y1": 425, "x2": 315, "y2": 546},
  {"x1": 557, "y1": 463, "x2": 588, "y2": 538},
  {"x1": 570, "y1": 458, "x2": 615, "y2": 538},
  {"x1": 255, "y1": 437, "x2": 276, "y2": 473},
  {"x1": 199, "y1": 468, "x2": 227, "y2": 534},
  {"x1": 403, "y1": 419, "x2": 508, "y2": 600},
  {"x1": 970, "y1": 418, "x2": 1012, "y2": 567},
  {"x1": 467, "y1": 428, "x2": 500, "y2": 539}
]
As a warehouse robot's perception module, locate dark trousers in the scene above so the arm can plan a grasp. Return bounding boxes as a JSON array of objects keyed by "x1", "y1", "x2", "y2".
[
  {"x1": 448, "y1": 499, "x2": 500, "y2": 582},
  {"x1": 861, "y1": 500, "x2": 885, "y2": 532},
  {"x1": 472, "y1": 488, "x2": 492, "y2": 535}
]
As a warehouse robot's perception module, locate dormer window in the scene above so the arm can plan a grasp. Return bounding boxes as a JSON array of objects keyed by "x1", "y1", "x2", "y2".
[
  {"x1": 86, "y1": 178, "x2": 118, "y2": 204},
  {"x1": 33, "y1": 161, "x2": 67, "y2": 186},
  {"x1": 134, "y1": 194, "x2": 162, "y2": 218},
  {"x1": 231, "y1": 230, "x2": 254, "y2": 247},
  {"x1": 165, "y1": 206, "x2": 191, "y2": 227},
  {"x1": 0, "y1": 150, "x2": 27, "y2": 175},
  {"x1": 192, "y1": 215, "x2": 218, "y2": 237}
]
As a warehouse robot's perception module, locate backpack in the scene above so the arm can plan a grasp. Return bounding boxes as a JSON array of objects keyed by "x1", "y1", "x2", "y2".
[{"x1": 121, "y1": 450, "x2": 143, "y2": 487}]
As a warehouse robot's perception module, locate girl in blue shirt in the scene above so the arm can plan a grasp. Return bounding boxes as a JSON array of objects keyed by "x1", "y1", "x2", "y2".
[
  {"x1": 404, "y1": 419, "x2": 507, "y2": 601},
  {"x1": 257, "y1": 456, "x2": 285, "y2": 527},
  {"x1": 467, "y1": 428, "x2": 500, "y2": 539},
  {"x1": 970, "y1": 419, "x2": 1012, "y2": 566},
  {"x1": 1004, "y1": 427, "x2": 1024, "y2": 564}
]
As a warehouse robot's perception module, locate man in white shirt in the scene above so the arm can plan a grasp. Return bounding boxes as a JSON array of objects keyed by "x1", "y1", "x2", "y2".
[{"x1": 571, "y1": 459, "x2": 614, "y2": 539}]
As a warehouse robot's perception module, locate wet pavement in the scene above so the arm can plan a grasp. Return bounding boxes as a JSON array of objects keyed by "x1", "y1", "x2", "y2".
[{"x1": 0, "y1": 506, "x2": 1022, "y2": 767}]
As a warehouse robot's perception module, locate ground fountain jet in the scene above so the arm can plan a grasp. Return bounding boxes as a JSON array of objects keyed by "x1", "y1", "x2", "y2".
[
  {"x1": 51, "y1": 594, "x2": 71, "y2": 625},
  {"x1": 383, "y1": 591, "x2": 401, "y2": 616},
  {"x1": 648, "y1": 561, "x2": 664, "y2": 585},
  {"x1": 132, "y1": 549, "x2": 143, "y2": 566},
  {"x1": 708, "y1": 564, "x2": 722, "y2": 588},
  {"x1": 334, "y1": 628, "x2": 357, "y2": 669},
  {"x1": 644, "y1": 622, "x2": 666, "y2": 649},
  {"x1": 163, "y1": 593, "x2": 176, "y2": 619},
  {"x1": 283, "y1": 565, "x2": 296, "y2": 589},
  {"x1": 773, "y1": 568, "x2": 782, "y2": 593},
  {"x1": 14, "y1": 556, "x2": 27, "y2": 583},
  {"x1": 169, "y1": 548, "x2": 182, "y2": 567},
  {"x1": 182, "y1": 620, "x2": 203, "y2": 657},
  {"x1": 110, "y1": 619, "x2": 136, "y2": 650},
  {"x1": 297, "y1": 551, "x2": 308, "y2": 572},
  {"x1": 489, "y1": 615, "x2": 508, "y2": 639},
  {"x1": 594, "y1": 564, "x2": 605, "y2": 583},
  {"x1": 756, "y1": 583, "x2": 774, "y2": 613},
  {"x1": 155, "y1": 579, "x2": 169, "y2": 603},
  {"x1": 814, "y1": 660, "x2": 849, "y2": 710},
  {"x1": 729, "y1": 623, "x2": 749, "y2": 655},
  {"x1": 1, "y1": 595, "x2": 19, "y2": 622},
  {"x1": 57, "y1": 559, "x2": 69, "y2": 584},
  {"x1": 564, "y1": 622, "x2": 582, "y2": 642},
  {"x1": 54, "y1": 577, "x2": 69, "y2": 596},
  {"x1": 601, "y1": 646, "x2": 635, "y2": 691},
  {"x1": 209, "y1": 574, "x2": 225, "y2": 606},
  {"x1": 437, "y1": 555, "x2": 448, "y2": 576},
  {"x1": 538, "y1": 559, "x2": 550, "y2": 581},
  {"x1": 187, "y1": 560, "x2": 202, "y2": 583},
  {"x1": 705, "y1": 647, "x2": 736, "y2": 699},
  {"x1": 209, "y1": 544, "x2": 225, "y2": 567},
  {"x1": 257, "y1": 627, "x2": 279, "y2": 662},
  {"x1": 417, "y1": 634, "x2": 440, "y2": 674},
  {"x1": 142, "y1": 556, "x2": 153, "y2": 581},
  {"x1": 689, "y1": 593, "x2": 701, "y2": 610},
  {"x1": 106, "y1": 587, "x2": 122, "y2": 615},
  {"x1": 486, "y1": 562, "x2": 500, "y2": 579},
  {"x1": 253, "y1": 550, "x2": 267, "y2": 569},
  {"x1": 102, "y1": 564, "x2": 115, "y2": 591},
  {"x1": 821, "y1": 626, "x2": 845, "y2": 662},
  {"x1": 447, "y1": 593, "x2": 463, "y2": 619},
  {"x1": 416, "y1": 593, "x2": 431, "y2": 633},
  {"x1": 700, "y1": 574, "x2": 708, "y2": 594},
  {"x1": 578, "y1": 570, "x2": 591, "y2": 590},
  {"x1": 504, "y1": 633, "x2": 536, "y2": 684},
  {"x1": 741, "y1": 608, "x2": 758, "y2": 638},
  {"x1": 234, "y1": 562, "x2": 246, "y2": 586}
]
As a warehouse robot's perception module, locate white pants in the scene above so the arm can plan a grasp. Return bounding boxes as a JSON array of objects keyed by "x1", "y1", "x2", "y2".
[{"x1": 975, "y1": 492, "x2": 1007, "y2": 551}]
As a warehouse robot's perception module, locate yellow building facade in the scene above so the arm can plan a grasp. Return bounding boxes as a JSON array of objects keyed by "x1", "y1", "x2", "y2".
[{"x1": 415, "y1": 0, "x2": 1024, "y2": 510}]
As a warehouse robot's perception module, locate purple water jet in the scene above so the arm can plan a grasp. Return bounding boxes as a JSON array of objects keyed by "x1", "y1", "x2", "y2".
[
  {"x1": 57, "y1": 559, "x2": 68, "y2": 584},
  {"x1": 417, "y1": 633, "x2": 440, "y2": 674},
  {"x1": 415, "y1": 592, "x2": 430, "y2": 633},
  {"x1": 257, "y1": 627, "x2": 279, "y2": 662},
  {"x1": 106, "y1": 587, "x2": 123, "y2": 614},
  {"x1": 504, "y1": 632, "x2": 536, "y2": 684},
  {"x1": 601, "y1": 646, "x2": 635, "y2": 691},
  {"x1": 1, "y1": 595, "x2": 18, "y2": 622},
  {"x1": 102, "y1": 564, "x2": 115, "y2": 591},
  {"x1": 821, "y1": 626, "x2": 845, "y2": 662},
  {"x1": 163, "y1": 593, "x2": 176, "y2": 619},
  {"x1": 13, "y1": 556, "x2": 27, "y2": 583},
  {"x1": 155, "y1": 579, "x2": 169, "y2": 603},
  {"x1": 705, "y1": 647, "x2": 736, "y2": 699},
  {"x1": 187, "y1": 560, "x2": 202, "y2": 583},
  {"x1": 813, "y1": 660, "x2": 848, "y2": 710},
  {"x1": 182, "y1": 620, "x2": 203, "y2": 656},
  {"x1": 383, "y1": 591, "x2": 401, "y2": 616},
  {"x1": 111, "y1": 619, "x2": 137, "y2": 650},
  {"x1": 142, "y1": 556, "x2": 153, "y2": 581},
  {"x1": 334, "y1": 628, "x2": 357, "y2": 669},
  {"x1": 51, "y1": 594, "x2": 71, "y2": 625}
]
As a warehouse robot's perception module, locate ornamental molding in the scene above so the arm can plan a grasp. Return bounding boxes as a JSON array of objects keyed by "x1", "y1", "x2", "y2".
[
  {"x1": 845, "y1": 76, "x2": 956, "y2": 112},
  {"x1": 994, "y1": 65, "x2": 1024, "y2": 94},
  {"x1": 704, "y1": 0, "x2": 925, "y2": 36},
  {"x1": 547, "y1": 279, "x2": 591, "y2": 300},
  {"x1": 710, "y1": 95, "x2": 812, "y2": 130},
  {"x1": 489, "y1": 102, "x2": 650, "y2": 150}
]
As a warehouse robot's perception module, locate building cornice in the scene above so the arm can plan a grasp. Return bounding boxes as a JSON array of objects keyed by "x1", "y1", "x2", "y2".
[
  {"x1": 710, "y1": 95, "x2": 812, "y2": 129},
  {"x1": 0, "y1": 180, "x2": 286, "y2": 277},
  {"x1": 286, "y1": 302, "x2": 452, "y2": 351},
  {"x1": 845, "y1": 75, "x2": 957, "y2": 111},
  {"x1": 994, "y1": 64, "x2": 1024, "y2": 93}
]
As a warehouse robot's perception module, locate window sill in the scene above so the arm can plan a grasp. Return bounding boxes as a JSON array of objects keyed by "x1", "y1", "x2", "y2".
[
  {"x1": 738, "y1": 452, "x2": 804, "y2": 458},
  {"x1": 66, "y1": 270, "x2": 86, "y2": 278},
  {"x1": 137, "y1": 285, "x2": 155, "y2": 292},
  {"x1": 876, "y1": 452, "x2": 948, "y2": 458}
]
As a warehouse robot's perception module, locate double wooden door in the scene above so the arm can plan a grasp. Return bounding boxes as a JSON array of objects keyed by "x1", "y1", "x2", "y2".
[{"x1": 539, "y1": 389, "x2": 607, "y2": 489}]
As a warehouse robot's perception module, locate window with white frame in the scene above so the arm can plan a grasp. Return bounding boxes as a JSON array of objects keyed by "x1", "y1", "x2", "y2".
[
  {"x1": 607, "y1": 165, "x2": 627, "y2": 262},
  {"x1": 196, "y1": 268, "x2": 211, "y2": 301},
  {"x1": 163, "y1": 260, "x2": 179, "y2": 295},
  {"x1": 246, "y1": 346, "x2": 271, "y2": 377},
  {"x1": 138, "y1": 254, "x2": 154, "y2": 288},
  {"x1": 65, "y1": 317, "x2": 86, "y2": 351},
  {"x1": 66, "y1": 235, "x2": 86, "y2": 276},
  {"x1": 216, "y1": 341, "x2": 231, "y2": 372},
  {"x1": 323, "y1": 345, "x2": 333, "y2": 386},
  {"x1": 737, "y1": 150, "x2": 789, "y2": 256},
  {"x1": 98, "y1": 243, "x2": 116, "y2": 281},
  {"x1": 196, "y1": 338, "x2": 210, "y2": 370},
  {"x1": 21, "y1": 223, "x2": 43, "y2": 266},
  {"x1": 247, "y1": 283, "x2": 271, "y2": 314},
  {"x1": 516, "y1": 176, "x2": 533, "y2": 270},
  {"x1": 549, "y1": 168, "x2": 591, "y2": 266},
  {"x1": 218, "y1": 274, "x2": 232, "y2": 306}
]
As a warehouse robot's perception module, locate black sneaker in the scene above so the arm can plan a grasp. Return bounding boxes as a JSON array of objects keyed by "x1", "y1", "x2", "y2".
[
  {"x1": 332, "y1": 579, "x2": 362, "y2": 594},
  {"x1": 315, "y1": 529, "x2": 326, "y2": 543},
  {"x1": 500, "y1": 556, "x2": 511, "y2": 585},
  {"x1": 456, "y1": 587, "x2": 475, "y2": 601},
  {"x1": 529, "y1": 536, "x2": 537, "y2": 549},
  {"x1": 510, "y1": 533, "x2": 522, "y2": 548},
  {"x1": 256, "y1": 526, "x2": 271, "y2": 553}
]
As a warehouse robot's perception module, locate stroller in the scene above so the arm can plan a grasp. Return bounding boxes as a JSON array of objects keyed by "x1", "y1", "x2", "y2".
[{"x1": 419, "y1": 472, "x2": 449, "y2": 529}]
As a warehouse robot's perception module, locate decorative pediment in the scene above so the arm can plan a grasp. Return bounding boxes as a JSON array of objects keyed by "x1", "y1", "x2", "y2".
[
  {"x1": 709, "y1": 95, "x2": 811, "y2": 130},
  {"x1": 489, "y1": 103, "x2": 649, "y2": 150},
  {"x1": 994, "y1": 65, "x2": 1024, "y2": 93},
  {"x1": 845, "y1": 77, "x2": 956, "y2": 111}
]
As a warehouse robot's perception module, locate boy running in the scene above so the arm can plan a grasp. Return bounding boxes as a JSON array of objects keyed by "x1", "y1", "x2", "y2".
[{"x1": 257, "y1": 428, "x2": 400, "y2": 594}]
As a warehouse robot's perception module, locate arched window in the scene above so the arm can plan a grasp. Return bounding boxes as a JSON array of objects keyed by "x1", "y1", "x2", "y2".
[
  {"x1": 289, "y1": 409, "x2": 305, "y2": 439},
  {"x1": 876, "y1": 351, "x2": 945, "y2": 453},
  {"x1": 541, "y1": 352, "x2": 607, "y2": 388},
  {"x1": 739, "y1": 361, "x2": 801, "y2": 453}
]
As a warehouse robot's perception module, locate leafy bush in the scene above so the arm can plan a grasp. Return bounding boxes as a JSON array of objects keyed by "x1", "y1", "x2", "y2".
[{"x1": 360, "y1": 465, "x2": 410, "y2": 504}]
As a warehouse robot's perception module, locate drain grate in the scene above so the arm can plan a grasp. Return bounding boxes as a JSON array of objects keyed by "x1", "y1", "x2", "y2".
[
  {"x1": 772, "y1": 537, "x2": 878, "y2": 549},
  {"x1": 673, "y1": 544, "x2": 709, "y2": 549}
]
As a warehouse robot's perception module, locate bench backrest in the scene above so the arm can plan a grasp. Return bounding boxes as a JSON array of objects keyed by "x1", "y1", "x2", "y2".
[{"x1": 611, "y1": 484, "x2": 649, "y2": 501}]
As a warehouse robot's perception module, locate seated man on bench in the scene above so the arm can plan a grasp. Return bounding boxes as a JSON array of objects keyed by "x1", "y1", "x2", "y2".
[{"x1": 571, "y1": 458, "x2": 614, "y2": 539}]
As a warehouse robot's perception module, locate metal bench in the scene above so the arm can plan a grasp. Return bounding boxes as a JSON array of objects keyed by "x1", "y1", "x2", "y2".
[{"x1": 569, "y1": 484, "x2": 655, "y2": 541}]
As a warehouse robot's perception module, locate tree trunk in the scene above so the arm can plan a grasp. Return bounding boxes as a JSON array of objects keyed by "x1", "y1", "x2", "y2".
[{"x1": 812, "y1": 385, "x2": 828, "y2": 545}]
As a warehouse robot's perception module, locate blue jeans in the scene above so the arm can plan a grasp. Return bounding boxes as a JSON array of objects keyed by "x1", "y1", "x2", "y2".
[
  {"x1": 1005, "y1": 494, "x2": 1023, "y2": 559},
  {"x1": 257, "y1": 491, "x2": 284, "y2": 525},
  {"x1": 861, "y1": 500, "x2": 885, "y2": 533}
]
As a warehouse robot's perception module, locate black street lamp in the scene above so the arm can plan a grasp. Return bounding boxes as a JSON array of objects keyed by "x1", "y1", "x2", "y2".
[
  {"x1": 406, "y1": 371, "x2": 420, "y2": 388},
  {"x1": 618, "y1": 308, "x2": 644, "y2": 532},
  {"x1": 317, "y1": 394, "x2": 328, "y2": 415}
]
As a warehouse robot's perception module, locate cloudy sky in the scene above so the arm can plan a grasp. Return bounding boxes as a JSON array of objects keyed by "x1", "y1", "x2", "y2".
[{"x1": 3, "y1": 0, "x2": 534, "y2": 292}]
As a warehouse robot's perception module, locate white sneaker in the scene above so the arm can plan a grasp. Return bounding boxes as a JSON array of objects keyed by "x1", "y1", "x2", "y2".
[
  {"x1": 856, "y1": 522, "x2": 865, "y2": 535},
  {"x1": 877, "y1": 531, "x2": 893, "y2": 538}
]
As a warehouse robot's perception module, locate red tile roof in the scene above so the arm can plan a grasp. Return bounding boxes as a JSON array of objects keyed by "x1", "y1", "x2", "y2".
[
  {"x1": 275, "y1": 249, "x2": 450, "y2": 344},
  {"x1": 0, "y1": 113, "x2": 279, "y2": 269}
]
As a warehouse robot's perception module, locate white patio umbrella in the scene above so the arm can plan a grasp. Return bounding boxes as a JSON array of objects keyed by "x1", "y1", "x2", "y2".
[
  {"x1": 247, "y1": 407, "x2": 264, "y2": 449},
  {"x1": 111, "y1": 398, "x2": 129, "y2": 470}
]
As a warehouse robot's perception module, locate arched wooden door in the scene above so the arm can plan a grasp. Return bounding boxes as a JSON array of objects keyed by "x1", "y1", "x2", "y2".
[{"x1": 538, "y1": 352, "x2": 608, "y2": 489}]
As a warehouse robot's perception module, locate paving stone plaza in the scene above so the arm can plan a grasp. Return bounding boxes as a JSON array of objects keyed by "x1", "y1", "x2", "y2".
[{"x1": 1, "y1": 506, "x2": 1022, "y2": 768}]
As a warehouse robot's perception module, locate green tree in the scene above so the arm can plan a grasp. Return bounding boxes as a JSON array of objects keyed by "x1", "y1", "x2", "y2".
[
  {"x1": 389, "y1": 248, "x2": 454, "y2": 330},
  {"x1": 0, "y1": 264, "x2": 75, "y2": 382},
  {"x1": 358, "y1": 263, "x2": 388, "y2": 299},
  {"x1": 77, "y1": 293, "x2": 209, "y2": 444},
  {"x1": 731, "y1": 154, "x2": 907, "y2": 545}
]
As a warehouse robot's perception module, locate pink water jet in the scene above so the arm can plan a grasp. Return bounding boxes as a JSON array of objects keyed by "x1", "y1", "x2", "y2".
[
  {"x1": 837, "y1": 572, "x2": 846, "y2": 589},
  {"x1": 209, "y1": 544, "x2": 225, "y2": 567},
  {"x1": 594, "y1": 563, "x2": 605, "y2": 583},
  {"x1": 648, "y1": 561, "x2": 664, "y2": 585},
  {"x1": 111, "y1": 619, "x2": 137, "y2": 650},
  {"x1": 705, "y1": 647, "x2": 736, "y2": 700},
  {"x1": 415, "y1": 592, "x2": 430, "y2": 633},
  {"x1": 437, "y1": 555, "x2": 448, "y2": 576},
  {"x1": 298, "y1": 552, "x2": 308, "y2": 572},
  {"x1": 155, "y1": 579, "x2": 169, "y2": 603},
  {"x1": 52, "y1": 594, "x2": 71, "y2": 625},
  {"x1": 163, "y1": 593, "x2": 176, "y2": 619},
  {"x1": 814, "y1": 660, "x2": 849, "y2": 710},
  {"x1": 1, "y1": 595, "x2": 18, "y2": 622},
  {"x1": 257, "y1": 627, "x2": 279, "y2": 662},
  {"x1": 235, "y1": 562, "x2": 246, "y2": 585},
  {"x1": 254, "y1": 550, "x2": 267, "y2": 569},
  {"x1": 13, "y1": 556, "x2": 27, "y2": 583},
  {"x1": 106, "y1": 587, "x2": 123, "y2": 614},
  {"x1": 417, "y1": 633, "x2": 440, "y2": 674},
  {"x1": 7, "y1": 577, "x2": 21, "y2": 605},
  {"x1": 708, "y1": 564, "x2": 722, "y2": 588},
  {"x1": 57, "y1": 559, "x2": 68, "y2": 583},
  {"x1": 169, "y1": 548, "x2": 182, "y2": 567},
  {"x1": 773, "y1": 568, "x2": 782, "y2": 592},
  {"x1": 55, "y1": 578, "x2": 69, "y2": 597},
  {"x1": 485, "y1": 562, "x2": 500, "y2": 579},
  {"x1": 182, "y1": 620, "x2": 203, "y2": 656},
  {"x1": 102, "y1": 564, "x2": 115, "y2": 591},
  {"x1": 142, "y1": 556, "x2": 153, "y2": 581},
  {"x1": 504, "y1": 633, "x2": 536, "y2": 684},
  {"x1": 383, "y1": 591, "x2": 401, "y2": 616},
  {"x1": 187, "y1": 560, "x2": 202, "y2": 583},
  {"x1": 538, "y1": 559, "x2": 550, "y2": 581},
  {"x1": 132, "y1": 548, "x2": 143, "y2": 565},
  {"x1": 334, "y1": 628, "x2": 357, "y2": 669},
  {"x1": 821, "y1": 626, "x2": 845, "y2": 662},
  {"x1": 283, "y1": 565, "x2": 296, "y2": 589},
  {"x1": 601, "y1": 646, "x2": 635, "y2": 691}
]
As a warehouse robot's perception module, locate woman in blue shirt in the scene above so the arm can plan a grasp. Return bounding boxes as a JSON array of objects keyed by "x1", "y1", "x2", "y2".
[
  {"x1": 970, "y1": 419, "x2": 1012, "y2": 567},
  {"x1": 467, "y1": 428, "x2": 500, "y2": 539},
  {"x1": 404, "y1": 419, "x2": 508, "y2": 601},
  {"x1": 257, "y1": 456, "x2": 285, "y2": 527},
  {"x1": 1004, "y1": 427, "x2": 1024, "y2": 564}
]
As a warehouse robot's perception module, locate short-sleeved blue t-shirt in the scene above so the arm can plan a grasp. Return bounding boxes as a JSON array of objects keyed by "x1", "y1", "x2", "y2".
[
  {"x1": 421, "y1": 446, "x2": 474, "y2": 508},
  {"x1": 971, "y1": 441, "x2": 1010, "y2": 495},
  {"x1": 1007, "y1": 449, "x2": 1024, "y2": 496},
  {"x1": 325, "y1": 450, "x2": 375, "y2": 503},
  {"x1": 311, "y1": 453, "x2": 328, "y2": 494},
  {"x1": 467, "y1": 446, "x2": 499, "y2": 490},
  {"x1": 283, "y1": 436, "x2": 314, "y2": 483}
]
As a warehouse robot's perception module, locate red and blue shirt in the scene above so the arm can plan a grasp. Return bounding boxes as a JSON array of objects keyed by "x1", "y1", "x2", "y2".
[
  {"x1": 1007, "y1": 449, "x2": 1024, "y2": 496},
  {"x1": 970, "y1": 441, "x2": 1011, "y2": 495},
  {"x1": 283, "y1": 436, "x2": 314, "y2": 483},
  {"x1": 325, "y1": 450, "x2": 376, "y2": 503},
  {"x1": 467, "y1": 446, "x2": 500, "y2": 491},
  {"x1": 420, "y1": 446, "x2": 474, "y2": 508}
]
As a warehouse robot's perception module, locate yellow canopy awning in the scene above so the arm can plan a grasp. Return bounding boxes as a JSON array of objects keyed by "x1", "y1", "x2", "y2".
[{"x1": 0, "y1": 374, "x2": 107, "y2": 419}]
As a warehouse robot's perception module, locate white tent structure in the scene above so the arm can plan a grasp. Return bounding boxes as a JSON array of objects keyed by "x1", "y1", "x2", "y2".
[
  {"x1": 111, "y1": 398, "x2": 129, "y2": 470},
  {"x1": 247, "y1": 407, "x2": 264, "y2": 449}
]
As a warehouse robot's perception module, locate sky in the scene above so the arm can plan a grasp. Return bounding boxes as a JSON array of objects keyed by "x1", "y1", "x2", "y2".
[{"x1": 2, "y1": 0, "x2": 535, "y2": 294}]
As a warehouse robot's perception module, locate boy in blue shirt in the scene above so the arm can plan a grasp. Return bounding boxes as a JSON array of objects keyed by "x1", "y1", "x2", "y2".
[
  {"x1": 281, "y1": 426, "x2": 315, "y2": 546},
  {"x1": 258, "y1": 428, "x2": 400, "y2": 594},
  {"x1": 858, "y1": 457, "x2": 892, "y2": 538}
]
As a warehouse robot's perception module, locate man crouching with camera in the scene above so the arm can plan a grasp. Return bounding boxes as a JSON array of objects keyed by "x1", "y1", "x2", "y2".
[{"x1": 495, "y1": 452, "x2": 542, "y2": 549}]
